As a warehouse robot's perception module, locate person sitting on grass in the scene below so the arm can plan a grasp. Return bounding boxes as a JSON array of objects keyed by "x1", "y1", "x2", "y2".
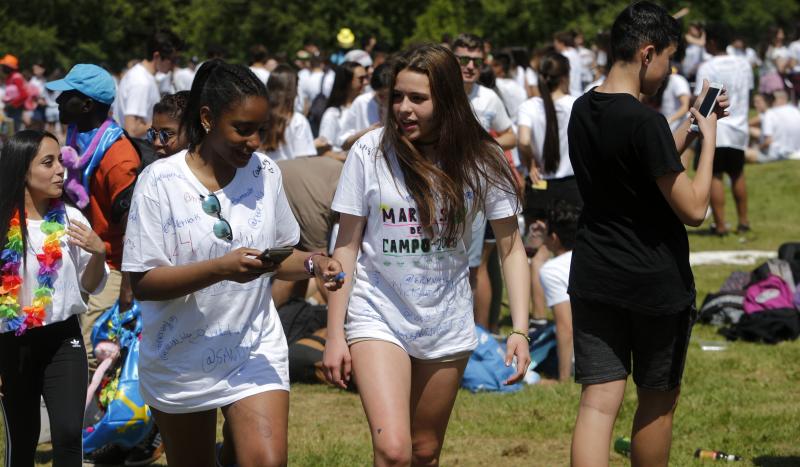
[
  {"x1": 746, "y1": 90, "x2": 800, "y2": 163},
  {"x1": 538, "y1": 200, "x2": 580, "y2": 383}
]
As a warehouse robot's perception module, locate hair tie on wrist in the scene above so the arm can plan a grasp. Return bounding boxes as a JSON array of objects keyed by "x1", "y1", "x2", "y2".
[{"x1": 509, "y1": 329, "x2": 531, "y2": 343}]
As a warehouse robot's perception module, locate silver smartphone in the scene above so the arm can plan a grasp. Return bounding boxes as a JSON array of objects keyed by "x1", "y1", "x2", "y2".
[{"x1": 690, "y1": 82, "x2": 723, "y2": 133}]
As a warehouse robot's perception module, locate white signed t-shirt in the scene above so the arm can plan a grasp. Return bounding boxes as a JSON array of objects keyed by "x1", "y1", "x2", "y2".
[
  {"x1": 122, "y1": 150, "x2": 300, "y2": 413},
  {"x1": 331, "y1": 129, "x2": 518, "y2": 358},
  {"x1": 266, "y1": 112, "x2": 317, "y2": 161}
]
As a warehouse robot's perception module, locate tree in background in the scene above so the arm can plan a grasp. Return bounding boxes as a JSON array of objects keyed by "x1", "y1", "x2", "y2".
[{"x1": 0, "y1": 0, "x2": 797, "y2": 73}]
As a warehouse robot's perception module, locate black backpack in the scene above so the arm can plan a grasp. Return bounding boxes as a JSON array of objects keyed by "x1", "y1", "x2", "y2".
[
  {"x1": 307, "y1": 76, "x2": 328, "y2": 137},
  {"x1": 778, "y1": 242, "x2": 800, "y2": 282},
  {"x1": 107, "y1": 132, "x2": 157, "y2": 224}
]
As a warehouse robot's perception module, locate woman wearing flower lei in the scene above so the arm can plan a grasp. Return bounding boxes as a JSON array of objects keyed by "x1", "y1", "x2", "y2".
[{"x1": 0, "y1": 130, "x2": 108, "y2": 466}]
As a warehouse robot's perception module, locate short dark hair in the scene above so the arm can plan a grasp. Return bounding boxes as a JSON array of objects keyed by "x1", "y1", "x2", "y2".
[
  {"x1": 147, "y1": 30, "x2": 181, "y2": 60},
  {"x1": 478, "y1": 64, "x2": 495, "y2": 89},
  {"x1": 153, "y1": 91, "x2": 189, "y2": 121},
  {"x1": 180, "y1": 60, "x2": 267, "y2": 151},
  {"x1": 249, "y1": 44, "x2": 269, "y2": 64},
  {"x1": 370, "y1": 63, "x2": 393, "y2": 91},
  {"x1": 704, "y1": 22, "x2": 732, "y2": 51},
  {"x1": 492, "y1": 51, "x2": 512, "y2": 75},
  {"x1": 610, "y1": 1, "x2": 680, "y2": 64},
  {"x1": 452, "y1": 33, "x2": 484, "y2": 53},
  {"x1": 546, "y1": 200, "x2": 580, "y2": 250},
  {"x1": 553, "y1": 30, "x2": 576, "y2": 47}
]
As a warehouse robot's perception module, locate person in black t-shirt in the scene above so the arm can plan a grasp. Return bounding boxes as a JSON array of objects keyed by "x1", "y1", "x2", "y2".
[{"x1": 566, "y1": 3, "x2": 729, "y2": 466}]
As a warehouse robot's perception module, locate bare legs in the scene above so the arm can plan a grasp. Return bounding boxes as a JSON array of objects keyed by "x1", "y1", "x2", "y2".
[
  {"x1": 571, "y1": 381, "x2": 681, "y2": 467},
  {"x1": 153, "y1": 390, "x2": 289, "y2": 467},
  {"x1": 709, "y1": 171, "x2": 749, "y2": 235},
  {"x1": 350, "y1": 341, "x2": 468, "y2": 466}
]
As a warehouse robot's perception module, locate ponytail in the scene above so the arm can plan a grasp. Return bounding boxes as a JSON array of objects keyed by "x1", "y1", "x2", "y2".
[
  {"x1": 180, "y1": 59, "x2": 267, "y2": 152},
  {"x1": 537, "y1": 53, "x2": 570, "y2": 175}
]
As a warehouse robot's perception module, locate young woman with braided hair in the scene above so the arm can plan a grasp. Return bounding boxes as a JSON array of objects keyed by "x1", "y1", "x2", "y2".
[{"x1": 122, "y1": 60, "x2": 344, "y2": 467}]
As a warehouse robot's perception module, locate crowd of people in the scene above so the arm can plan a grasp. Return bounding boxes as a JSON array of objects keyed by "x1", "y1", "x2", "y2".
[{"x1": 0, "y1": 1, "x2": 797, "y2": 466}]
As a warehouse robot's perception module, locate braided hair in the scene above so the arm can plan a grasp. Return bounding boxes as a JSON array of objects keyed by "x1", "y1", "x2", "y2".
[{"x1": 180, "y1": 59, "x2": 267, "y2": 151}]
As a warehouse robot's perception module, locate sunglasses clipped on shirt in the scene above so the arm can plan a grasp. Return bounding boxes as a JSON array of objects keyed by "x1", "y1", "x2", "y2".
[
  {"x1": 145, "y1": 127, "x2": 176, "y2": 146},
  {"x1": 200, "y1": 193, "x2": 233, "y2": 241},
  {"x1": 455, "y1": 55, "x2": 484, "y2": 68}
]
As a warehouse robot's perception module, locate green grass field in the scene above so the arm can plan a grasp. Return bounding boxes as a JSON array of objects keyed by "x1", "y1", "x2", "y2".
[{"x1": 4, "y1": 160, "x2": 800, "y2": 466}]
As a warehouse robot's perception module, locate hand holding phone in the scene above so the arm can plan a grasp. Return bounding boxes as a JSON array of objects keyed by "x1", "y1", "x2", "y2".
[
  {"x1": 690, "y1": 81, "x2": 723, "y2": 133},
  {"x1": 258, "y1": 247, "x2": 294, "y2": 264}
]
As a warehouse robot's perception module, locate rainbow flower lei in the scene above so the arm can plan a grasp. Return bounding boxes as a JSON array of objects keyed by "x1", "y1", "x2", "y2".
[{"x1": 0, "y1": 200, "x2": 66, "y2": 335}]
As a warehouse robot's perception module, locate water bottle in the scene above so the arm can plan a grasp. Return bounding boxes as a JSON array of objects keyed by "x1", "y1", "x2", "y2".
[
  {"x1": 694, "y1": 449, "x2": 742, "y2": 461},
  {"x1": 613, "y1": 437, "x2": 631, "y2": 457}
]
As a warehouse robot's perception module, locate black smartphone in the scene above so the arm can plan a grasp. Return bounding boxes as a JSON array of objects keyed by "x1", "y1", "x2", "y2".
[
  {"x1": 258, "y1": 247, "x2": 294, "y2": 264},
  {"x1": 690, "y1": 82, "x2": 723, "y2": 132}
]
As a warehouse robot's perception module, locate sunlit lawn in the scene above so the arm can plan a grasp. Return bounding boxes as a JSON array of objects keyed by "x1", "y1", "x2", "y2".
[{"x1": 5, "y1": 161, "x2": 800, "y2": 466}]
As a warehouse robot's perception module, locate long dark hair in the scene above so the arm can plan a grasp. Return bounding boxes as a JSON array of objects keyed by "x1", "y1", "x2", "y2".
[
  {"x1": 0, "y1": 130, "x2": 60, "y2": 265},
  {"x1": 262, "y1": 64, "x2": 298, "y2": 152},
  {"x1": 380, "y1": 43, "x2": 520, "y2": 242},
  {"x1": 326, "y1": 61, "x2": 363, "y2": 110},
  {"x1": 537, "y1": 53, "x2": 570, "y2": 175},
  {"x1": 180, "y1": 59, "x2": 267, "y2": 152}
]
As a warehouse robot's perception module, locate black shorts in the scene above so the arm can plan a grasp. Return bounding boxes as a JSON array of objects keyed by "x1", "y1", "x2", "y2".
[
  {"x1": 523, "y1": 176, "x2": 582, "y2": 222},
  {"x1": 694, "y1": 147, "x2": 745, "y2": 177},
  {"x1": 571, "y1": 297, "x2": 697, "y2": 391}
]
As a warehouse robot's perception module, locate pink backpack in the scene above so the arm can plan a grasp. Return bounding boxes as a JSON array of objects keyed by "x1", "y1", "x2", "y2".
[{"x1": 743, "y1": 275, "x2": 795, "y2": 314}]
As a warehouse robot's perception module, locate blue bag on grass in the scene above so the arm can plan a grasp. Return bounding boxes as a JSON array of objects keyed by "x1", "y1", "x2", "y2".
[
  {"x1": 461, "y1": 325, "x2": 522, "y2": 393},
  {"x1": 529, "y1": 323, "x2": 558, "y2": 377},
  {"x1": 83, "y1": 300, "x2": 152, "y2": 454}
]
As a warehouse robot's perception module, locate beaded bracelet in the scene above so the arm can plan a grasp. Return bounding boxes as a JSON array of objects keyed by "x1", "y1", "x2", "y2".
[
  {"x1": 304, "y1": 252, "x2": 327, "y2": 276},
  {"x1": 509, "y1": 329, "x2": 531, "y2": 343}
]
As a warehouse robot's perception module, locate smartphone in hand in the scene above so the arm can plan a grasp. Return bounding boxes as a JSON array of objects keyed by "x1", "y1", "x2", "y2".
[
  {"x1": 258, "y1": 247, "x2": 294, "y2": 264},
  {"x1": 690, "y1": 82, "x2": 723, "y2": 133}
]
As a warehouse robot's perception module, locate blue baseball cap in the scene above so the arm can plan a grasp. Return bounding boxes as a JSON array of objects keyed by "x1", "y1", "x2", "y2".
[{"x1": 46, "y1": 64, "x2": 116, "y2": 105}]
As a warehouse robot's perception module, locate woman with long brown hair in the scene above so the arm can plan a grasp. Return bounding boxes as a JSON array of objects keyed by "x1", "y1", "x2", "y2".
[
  {"x1": 323, "y1": 43, "x2": 531, "y2": 465},
  {"x1": 261, "y1": 64, "x2": 316, "y2": 160}
]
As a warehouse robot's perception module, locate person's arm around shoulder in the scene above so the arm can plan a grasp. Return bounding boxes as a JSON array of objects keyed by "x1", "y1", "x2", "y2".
[
  {"x1": 657, "y1": 80, "x2": 725, "y2": 226},
  {"x1": 491, "y1": 214, "x2": 532, "y2": 385},
  {"x1": 322, "y1": 213, "x2": 366, "y2": 389}
]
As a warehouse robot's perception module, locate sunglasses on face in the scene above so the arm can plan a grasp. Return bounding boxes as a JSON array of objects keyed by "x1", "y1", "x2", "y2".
[
  {"x1": 200, "y1": 193, "x2": 233, "y2": 241},
  {"x1": 455, "y1": 55, "x2": 484, "y2": 67},
  {"x1": 146, "y1": 127, "x2": 176, "y2": 146}
]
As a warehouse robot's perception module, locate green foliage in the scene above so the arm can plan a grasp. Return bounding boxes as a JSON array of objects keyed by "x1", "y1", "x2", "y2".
[{"x1": 0, "y1": 0, "x2": 798, "y2": 73}]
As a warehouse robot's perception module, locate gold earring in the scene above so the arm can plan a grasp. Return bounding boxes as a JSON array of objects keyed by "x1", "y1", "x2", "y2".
[{"x1": 202, "y1": 124, "x2": 210, "y2": 133}]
